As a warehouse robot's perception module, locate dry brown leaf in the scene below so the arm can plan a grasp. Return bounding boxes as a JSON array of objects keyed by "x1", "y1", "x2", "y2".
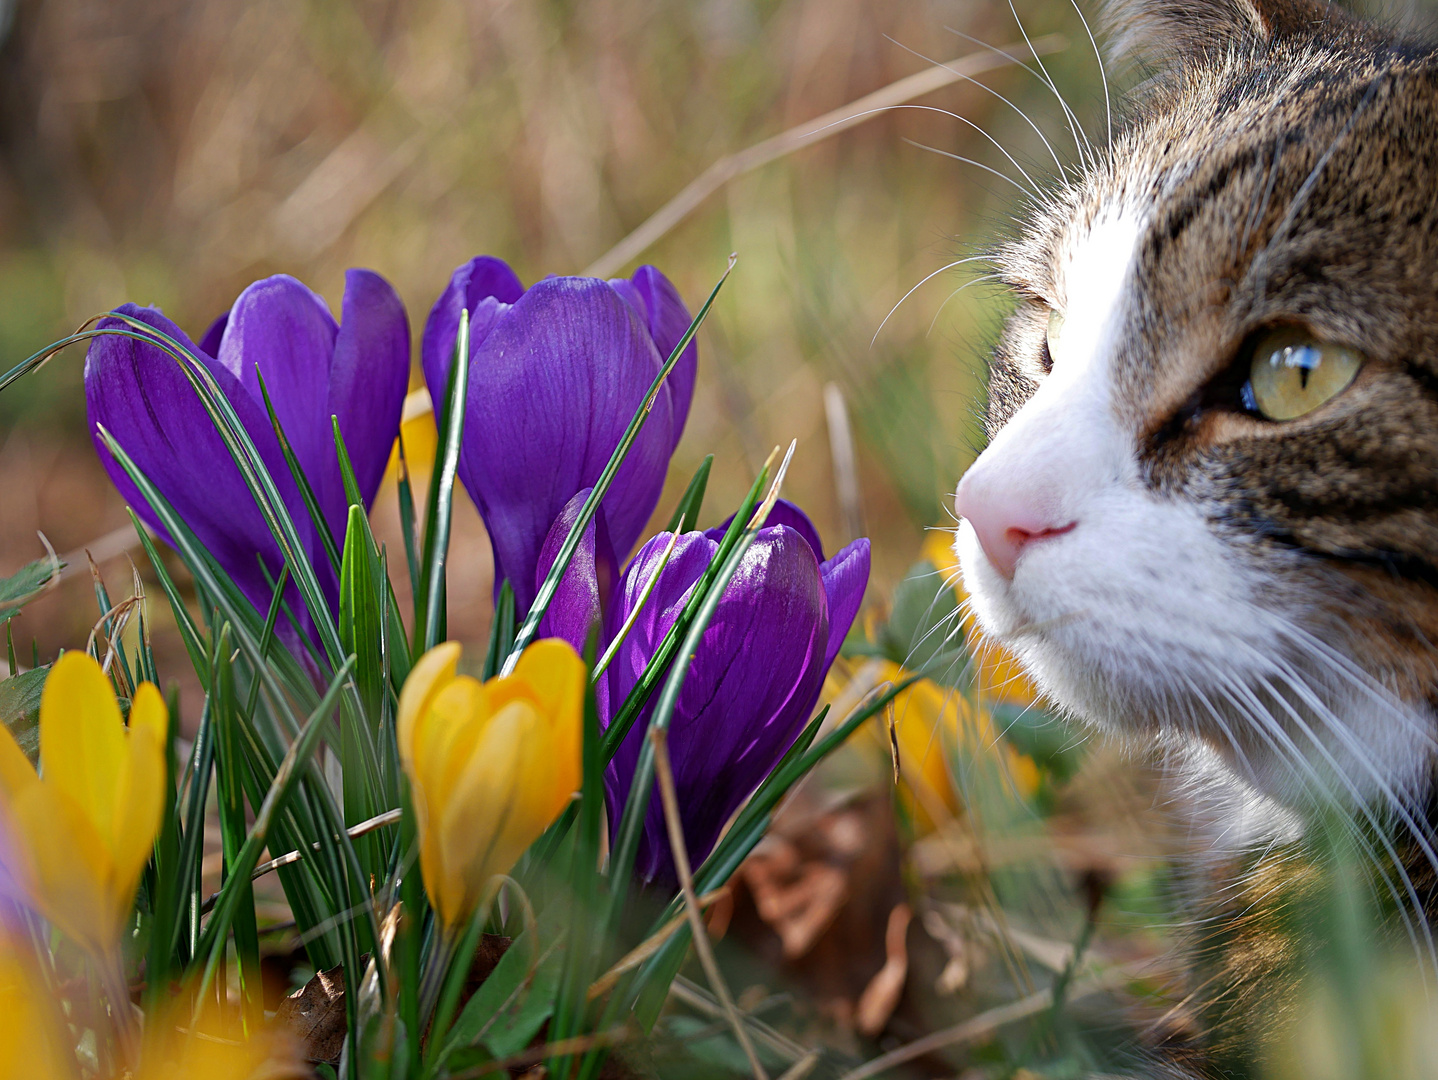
[
  {"x1": 276, "y1": 963, "x2": 347, "y2": 1064},
  {"x1": 742, "y1": 838, "x2": 849, "y2": 960},
  {"x1": 854, "y1": 903, "x2": 911, "y2": 1036}
]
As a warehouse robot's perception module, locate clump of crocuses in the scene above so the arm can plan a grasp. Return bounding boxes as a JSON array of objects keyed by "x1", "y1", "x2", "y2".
[
  {"x1": 590, "y1": 500, "x2": 869, "y2": 883},
  {"x1": 422, "y1": 257, "x2": 698, "y2": 615},
  {"x1": 84, "y1": 271, "x2": 410, "y2": 643}
]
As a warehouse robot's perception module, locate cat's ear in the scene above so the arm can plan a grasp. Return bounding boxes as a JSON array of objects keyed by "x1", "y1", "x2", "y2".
[{"x1": 1100, "y1": 0, "x2": 1343, "y2": 68}]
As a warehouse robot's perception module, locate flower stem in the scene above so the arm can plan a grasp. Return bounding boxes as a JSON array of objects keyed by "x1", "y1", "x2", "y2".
[
  {"x1": 98, "y1": 952, "x2": 140, "y2": 1070},
  {"x1": 417, "y1": 926, "x2": 459, "y2": 1034}
]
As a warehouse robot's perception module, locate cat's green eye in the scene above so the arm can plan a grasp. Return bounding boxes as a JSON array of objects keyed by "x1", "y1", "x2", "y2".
[
  {"x1": 1046, "y1": 308, "x2": 1065, "y2": 364},
  {"x1": 1244, "y1": 330, "x2": 1363, "y2": 421}
]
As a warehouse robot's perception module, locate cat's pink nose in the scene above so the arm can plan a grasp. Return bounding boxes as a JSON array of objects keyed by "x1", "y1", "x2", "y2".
[{"x1": 956, "y1": 471, "x2": 1077, "y2": 580}]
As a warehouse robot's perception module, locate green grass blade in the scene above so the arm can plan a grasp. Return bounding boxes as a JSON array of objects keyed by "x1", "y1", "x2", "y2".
[
  {"x1": 547, "y1": 660, "x2": 606, "y2": 1077},
  {"x1": 245, "y1": 565, "x2": 290, "y2": 718},
  {"x1": 504, "y1": 259, "x2": 734, "y2": 674},
  {"x1": 396, "y1": 434, "x2": 420, "y2": 600},
  {"x1": 142, "y1": 686, "x2": 183, "y2": 1026},
  {"x1": 212, "y1": 627, "x2": 264, "y2": 1028},
  {"x1": 257, "y1": 369, "x2": 341, "y2": 575},
  {"x1": 192, "y1": 657, "x2": 356, "y2": 999},
  {"x1": 415, "y1": 309, "x2": 469, "y2": 657},
  {"x1": 482, "y1": 582, "x2": 516, "y2": 681},
  {"x1": 332, "y1": 416, "x2": 365, "y2": 511},
  {"x1": 178, "y1": 697, "x2": 215, "y2": 964},
  {"x1": 663, "y1": 454, "x2": 712, "y2": 533}
]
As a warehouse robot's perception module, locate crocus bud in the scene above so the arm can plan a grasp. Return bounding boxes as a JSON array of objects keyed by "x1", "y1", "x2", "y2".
[
  {"x1": 0, "y1": 652, "x2": 168, "y2": 956},
  {"x1": 422, "y1": 257, "x2": 698, "y2": 614},
  {"x1": 85, "y1": 271, "x2": 410, "y2": 644},
  {"x1": 397, "y1": 640, "x2": 584, "y2": 930},
  {"x1": 601, "y1": 500, "x2": 869, "y2": 884}
]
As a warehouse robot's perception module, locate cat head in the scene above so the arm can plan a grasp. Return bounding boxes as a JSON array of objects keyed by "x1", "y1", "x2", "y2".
[{"x1": 954, "y1": 0, "x2": 1438, "y2": 810}]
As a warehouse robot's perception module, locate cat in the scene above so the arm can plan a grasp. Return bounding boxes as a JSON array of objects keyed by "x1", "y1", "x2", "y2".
[{"x1": 952, "y1": 0, "x2": 1438, "y2": 1073}]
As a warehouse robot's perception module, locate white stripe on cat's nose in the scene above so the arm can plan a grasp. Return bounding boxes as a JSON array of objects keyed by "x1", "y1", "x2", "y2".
[{"x1": 955, "y1": 469, "x2": 1077, "y2": 579}]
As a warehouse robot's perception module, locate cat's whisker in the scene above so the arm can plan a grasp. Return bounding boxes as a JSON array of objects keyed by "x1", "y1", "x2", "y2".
[
  {"x1": 1063, "y1": 0, "x2": 1113, "y2": 150},
  {"x1": 928, "y1": 274, "x2": 1004, "y2": 337},
  {"x1": 942, "y1": 23, "x2": 1092, "y2": 154},
  {"x1": 1006, "y1": 0, "x2": 1095, "y2": 166},
  {"x1": 872, "y1": 254, "x2": 995, "y2": 348},
  {"x1": 1274, "y1": 620, "x2": 1438, "y2": 754},
  {"x1": 1205, "y1": 664, "x2": 1435, "y2": 969},
  {"x1": 902, "y1": 138, "x2": 1039, "y2": 200},
  {"x1": 885, "y1": 35, "x2": 1072, "y2": 179},
  {"x1": 1254, "y1": 670, "x2": 1438, "y2": 973}
]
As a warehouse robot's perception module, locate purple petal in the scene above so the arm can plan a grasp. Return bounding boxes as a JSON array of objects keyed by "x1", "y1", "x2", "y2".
[
  {"x1": 534, "y1": 489, "x2": 619, "y2": 655},
  {"x1": 603, "y1": 525, "x2": 827, "y2": 883},
  {"x1": 705, "y1": 498, "x2": 826, "y2": 564},
  {"x1": 216, "y1": 275, "x2": 341, "y2": 530},
  {"x1": 84, "y1": 305, "x2": 323, "y2": 640},
  {"x1": 327, "y1": 269, "x2": 411, "y2": 514},
  {"x1": 609, "y1": 266, "x2": 698, "y2": 450},
  {"x1": 819, "y1": 538, "x2": 869, "y2": 672},
  {"x1": 198, "y1": 311, "x2": 228, "y2": 358},
  {"x1": 445, "y1": 276, "x2": 676, "y2": 612},
  {"x1": 421, "y1": 256, "x2": 525, "y2": 416}
]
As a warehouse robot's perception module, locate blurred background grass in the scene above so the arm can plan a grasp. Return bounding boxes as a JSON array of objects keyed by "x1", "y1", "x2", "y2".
[{"x1": 0, "y1": 0, "x2": 1126, "y2": 660}]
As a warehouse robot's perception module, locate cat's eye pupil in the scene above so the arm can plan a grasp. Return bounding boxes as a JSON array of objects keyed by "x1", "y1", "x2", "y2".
[{"x1": 1245, "y1": 330, "x2": 1362, "y2": 422}]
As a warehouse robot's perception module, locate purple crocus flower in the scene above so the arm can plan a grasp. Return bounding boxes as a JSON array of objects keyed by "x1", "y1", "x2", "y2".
[
  {"x1": 599, "y1": 500, "x2": 870, "y2": 884},
  {"x1": 421, "y1": 257, "x2": 698, "y2": 615},
  {"x1": 84, "y1": 271, "x2": 410, "y2": 642}
]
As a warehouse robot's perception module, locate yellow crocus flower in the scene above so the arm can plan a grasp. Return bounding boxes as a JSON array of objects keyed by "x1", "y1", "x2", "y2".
[
  {"x1": 0, "y1": 651, "x2": 167, "y2": 956},
  {"x1": 875, "y1": 660, "x2": 1040, "y2": 832},
  {"x1": 398, "y1": 639, "x2": 584, "y2": 930}
]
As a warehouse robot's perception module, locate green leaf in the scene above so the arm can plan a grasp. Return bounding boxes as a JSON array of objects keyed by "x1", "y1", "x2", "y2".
[
  {"x1": 415, "y1": 309, "x2": 470, "y2": 657},
  {"x1": 444, "y1": 931, "x2": 564, "y2": 1063},
  {"x1": 340, "y1": 506, "x2": 385, "y2": 719},
  {"x1": 0, "y1": 557, "x2": 61, "y2": 624},
  {"x1": 880, "y1": 558, "x2": 965, "y2": 682},
  {"x1": 212, "y1": 626, "x2": 264, "y2": 1025},
  {"x1": 664, "y1": 454, "x2": 713, "y2": 533},
  {"x1": 482, "y1": 582, "x2": 516, "y2": 681},
  {"x1": 0, "y1": 666, "x2": 47, "y2": 762},
  {"x1": 332, "y1": 416, "x2": 365, "y2": 511}
]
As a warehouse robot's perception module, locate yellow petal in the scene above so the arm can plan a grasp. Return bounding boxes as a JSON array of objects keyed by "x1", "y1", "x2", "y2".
[
  {"x1": 418, "y1": 676, "x2": 488, "y2": 813},
  {"x1": 108, "y1": 701, "x2": 166, "y2": 915},
  {"x1": 397, "y1": 642, "x2": 461, "y2": 769},
  {"x1": 491, "y1": 640, "x2": 584, "y2": 718},
  {"x1": 127, "y1": 681, "x2": 169, "y2": 746},
  {"x1": 0, "y1": 726, "x2": 37, "y2": 804},
  {"x1": 434, "y1": 700, "x2": 531, "y2": 927},
  {"x1": 11, "y1": 783, "x2": 116, "y2": 954},
  {"x1": 488, "y1": 639, "x2": 584, "y2": 807},
  {"x1": 39, "y1": 652, "x2": 125, "y2": 835}
]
